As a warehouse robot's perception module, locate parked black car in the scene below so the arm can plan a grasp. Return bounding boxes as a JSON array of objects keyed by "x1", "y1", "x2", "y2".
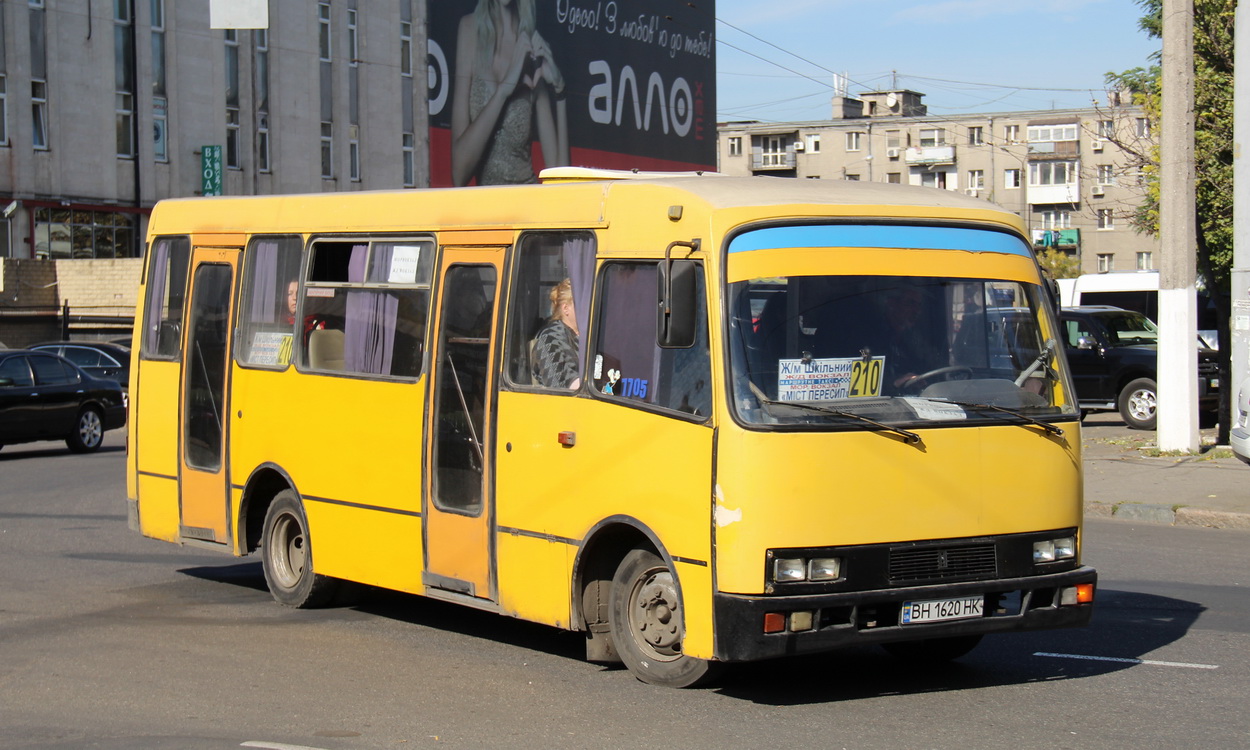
[
  {"x1": 30, "y1": 340, "x2": 131, "y2": 388},
  {"x1": 0, "y1": 350, "x2": 127, "y2": 453},
  {"x1": 1059, "y1": 305, "x2": 1218, "y2": 430}
]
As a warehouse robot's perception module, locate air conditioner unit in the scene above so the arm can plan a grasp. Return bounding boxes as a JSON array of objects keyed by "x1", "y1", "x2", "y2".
[
  {"x1": 886, "y1": 148, "x2": 900, "y2": 158},
  {"x1": 1092, "y1": 140, "x2": 1104, "y2": 152},
  {"x1": 964, "y1": 189, "x2": 980, "y2": 197},
  {"x1": 1091, "y1": 185, "x2": 1105, "y2": 197},
  {"x1": 793, "y1": 141, "x2": 805, "y2": 151}
]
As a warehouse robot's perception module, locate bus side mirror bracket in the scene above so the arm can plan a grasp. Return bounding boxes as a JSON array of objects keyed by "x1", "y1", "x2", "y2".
[{"x1": 658, "y1": 240, "x2": 699, "y2": 348}]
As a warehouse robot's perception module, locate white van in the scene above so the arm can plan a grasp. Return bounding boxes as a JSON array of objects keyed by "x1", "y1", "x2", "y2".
[{"x1": 1058, "y1": 271, "x2": 1219, "y2": 349}]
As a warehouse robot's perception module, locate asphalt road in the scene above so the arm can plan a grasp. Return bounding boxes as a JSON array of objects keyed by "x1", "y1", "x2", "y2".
[{"x1": 1, "y1": 432, "x2": 1248, "y2": 749}]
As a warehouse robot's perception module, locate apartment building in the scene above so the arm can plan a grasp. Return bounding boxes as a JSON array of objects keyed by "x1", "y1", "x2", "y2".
[
  {"x1": 717, "y1": 89, "x2": 1157, "y2": 276},
  {"x1": 0, "y1": 0, "x2": 426, "y2": 262}
]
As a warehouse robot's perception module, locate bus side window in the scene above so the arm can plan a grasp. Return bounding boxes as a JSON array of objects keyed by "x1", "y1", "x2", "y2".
[
  {"x1": 505, "y1": 231, "x2": 595, "y2": 390},
  {"x1": 236, "y1": 236, "x2": 303, "y2": 368},
  {"x1": 141, "y1": 236, "x2": 191, "y2": 360},
  {"x1": 594, "y1": 261, "x2": 711, "y2": 418}
]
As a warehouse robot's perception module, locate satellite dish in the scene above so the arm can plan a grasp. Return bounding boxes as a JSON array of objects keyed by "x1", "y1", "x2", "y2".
[{"x1": 885, "y1": 93, "x2": 898, "y2": 109}]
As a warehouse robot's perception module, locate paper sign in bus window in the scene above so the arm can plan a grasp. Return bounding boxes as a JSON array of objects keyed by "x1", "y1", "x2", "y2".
[
  {"x1": 777, "y1": 356, "x2": 885, "y2": 401},
  {"x1": 388, "y1": 245, "x2": 422, "y2": 284}
]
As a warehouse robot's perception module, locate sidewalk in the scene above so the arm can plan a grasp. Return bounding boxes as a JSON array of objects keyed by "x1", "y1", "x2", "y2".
[{"x1": 1081, "y1": 412, "x2": 1250, "y2": 529}]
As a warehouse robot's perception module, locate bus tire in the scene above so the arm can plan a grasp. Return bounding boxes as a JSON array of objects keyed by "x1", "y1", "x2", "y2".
[
  {"x1": 1117, "y1": 377, "x2": 1157, "y2": 430},
  {"x1": 261, "y1": 490, "x2": 338, "y2": 608},
  {"x1": 609, "y1": 547, "x2": 718, "y2": 688},
  {"x1": 881, "y1": 634, "x2": 982, "y2": 664},
  {"x1": 66, "y1": 406, "x2": 104, "y2": 453}
]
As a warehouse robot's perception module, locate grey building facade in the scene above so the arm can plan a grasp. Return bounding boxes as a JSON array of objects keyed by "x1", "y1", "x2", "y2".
[{"x1": 717, "y1": 89, "x2": 1158, "y2": 277}]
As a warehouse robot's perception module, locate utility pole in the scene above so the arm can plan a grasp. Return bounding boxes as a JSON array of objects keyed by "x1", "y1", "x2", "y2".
[
  {"x1": 1232, "y1": 4, "x2": 1250, "y2": 416},
  {"x1": 1157, "y1": 0, "x2": 1199, "y2": 451}
]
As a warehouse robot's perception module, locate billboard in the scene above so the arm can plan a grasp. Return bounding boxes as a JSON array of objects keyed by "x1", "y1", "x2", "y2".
[{"x1": 427, "y1": 1, "x2": 716, "y2": 187}]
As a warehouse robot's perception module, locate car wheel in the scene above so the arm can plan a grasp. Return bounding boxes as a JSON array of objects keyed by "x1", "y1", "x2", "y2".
[
  {"x1": 261, "y1": 490, "x2": 339, "y2": 608},
  {"x1": 881, "y1": 635, "x2": 982, "y2": 664},
  {"x1": 609, "y1": 547, "x2": 719, "y2": 688},
  {"x1": 66, "y1": 406, "x2": 104, "y2": 453},
  {"x1": 1117, "y1": 377, "x2": 1158, "y2": 430}
]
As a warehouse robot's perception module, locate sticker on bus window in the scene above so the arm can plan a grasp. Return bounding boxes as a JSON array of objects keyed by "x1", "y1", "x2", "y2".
[
  {"x1": 388, "y1": 245, "x2": 422, "y2": 284},
  {"x1": 776, "y1": 356, "x2": 885, "y2": 401},
  {"x1": 250, "y1": 331, "x2": 293, "y2": 366}
]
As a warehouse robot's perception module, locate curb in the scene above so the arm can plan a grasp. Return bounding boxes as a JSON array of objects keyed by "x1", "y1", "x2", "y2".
[{"x1": 1086, "y1": 501, "x2": 1250, "y2": 530}]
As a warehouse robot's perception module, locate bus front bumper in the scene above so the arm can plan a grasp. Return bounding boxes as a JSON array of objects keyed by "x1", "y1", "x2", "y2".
[{"x1": 712, "y1": 565, "x2": 1096, "y2": 662}]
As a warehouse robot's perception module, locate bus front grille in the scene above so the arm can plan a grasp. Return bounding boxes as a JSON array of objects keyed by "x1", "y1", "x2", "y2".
[{"x1": 888, "y1": 543, "x2": 998, "y2": 584}]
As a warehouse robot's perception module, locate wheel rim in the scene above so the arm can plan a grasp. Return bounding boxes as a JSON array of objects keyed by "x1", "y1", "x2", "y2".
[
  {"x1": 269, "y1": 511, "x2": 306, "y2": 590},
  {"x1": 627, "y1": 566, "x2": 684, "y2": 662},
  {"x1": 78, "y1": 411, "x2": 102, "y2": 447},
  {"x1": 1128, "y1": 388, "x2": 1157, "y2": 421}
]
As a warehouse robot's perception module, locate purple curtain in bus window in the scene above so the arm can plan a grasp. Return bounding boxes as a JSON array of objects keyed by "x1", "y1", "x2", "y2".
[
  {"x1": 249, "y1": 240, "x2": 280, "y2": 323},
  {"x1": 345, "y1": 244, "x2": 398, "y2": 374},
  {"x1": 563, "y1": 236, "x2": 594, "y2": 367},
  {"x1": 601, "y1": 264, "x2": 657, "y2": 402},
  {"x1": 144, "y1": 238, "x2": 170, "y2": 353}
]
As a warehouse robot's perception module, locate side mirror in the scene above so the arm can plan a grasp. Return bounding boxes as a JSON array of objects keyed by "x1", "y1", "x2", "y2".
[
  {"x1": 1076, "y1": 336, "x2": 1096, "y2": 350},
  {"x1": 658, "y1": 243, "x2": 698, "y2": 349}
]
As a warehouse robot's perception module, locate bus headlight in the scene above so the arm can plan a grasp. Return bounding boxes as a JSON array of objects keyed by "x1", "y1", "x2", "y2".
[
  {"x1": 808, "y1": 558, "x2": 841, "y2": 581},
  {"x1": 773, "y1": 558, "x2": 807, "y2": 582},
  {"x1": 1034, "y1": 536, "x2": 1076, "y2": 564}
]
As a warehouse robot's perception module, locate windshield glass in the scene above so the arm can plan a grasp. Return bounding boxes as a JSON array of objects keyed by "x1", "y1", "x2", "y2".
[
  {"x1": 1100, "y1": 311, "x2": 1158, "y2": 345},
  {"x1": 728, "y1": 274, "x2": 1077, "y2": 428}
]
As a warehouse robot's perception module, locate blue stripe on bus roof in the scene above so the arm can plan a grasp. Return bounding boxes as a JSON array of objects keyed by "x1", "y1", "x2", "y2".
[{"x1": 727, "y1": 225, "x2": 1030, "y2": 257}]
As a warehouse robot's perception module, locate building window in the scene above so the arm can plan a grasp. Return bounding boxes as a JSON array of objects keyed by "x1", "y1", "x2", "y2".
[
  {"x1": 843, "y1": 173, "x2": 860, "y2": 181},
  {"x1": 1029, "y1": 161, "x2": 1077, "y2": 186},
  {"x1": 1097, "y1": 209, "x2": 1115, "y2": 230},
  {"x1": 349, "y1": 127, "x2": 361, "y2": 182},
  {"x1": 1097, "y1": 253, "x2": 1113, "y2": 273},
  {"x1": 1004, "y1": 168, "x2": 1021, "y2": 189},
  {"x1": 226, "y1": 108, "x2": 241, "y2": 169},
  {"x1": 967, "y1": 170, "x2": 985, "y2": 190},
  {"x1": 886, "y1": 172, "x2": 901, "y2": 184},
  {"x1": 968, "y1": 126, "x2": 984, "y2": 146},
  {"x1": 114, "y1": 1, "x2": 135, "y2": 157},
  {"x1": 1004, "y1": 124, "x2": 1020, "y2": 143},
  {"x1": 845, "y1": 132, "x2": 862, "y2": 151},
  {"x1": 318, "y1": 2, "x2": 332, "y2": 61},
  {"x1": 1027, "y1": 124, "x2": 1078, "y2": 142},
  {"x1": 321, "y1": 122, "x2": 334, "y2": 178},
  {"x1": 1040, "y1": 210, "x2": 1071, "y2": 229},
  {"x1": 403, "y1": 132, "x2": 415, "y2": 187},
  {"x1": 920, "y1": 171, "x2": 948, "y2": 189},
  {"x1": 886, "y1": 130, "x2": 901, "y2": 149},
  {"x1": 31, "y1": 80, "x2": 48, "y2": 150},
  {"x1": 1136, "y1": 118, "x2": 1151, "y2": 138},
  {"x1": 32, "y1": 208, "x2": 137, "y2": 258},
  {"x1": 347, "y1": 9, "x2": 359, "y2": 65},
  {"x1": 1097, "y1": 165, "x2": 1115, "y2": 186},
  {"x1": 807, "y1": 134, "x2": 820, "y2": 153},
  {"x1": 1136, "y1": 251, "x2": 1153, "y2": 270},
  {"x1": 400, "y1": 21, "x2": 413, "y2": 76},
  {"x1": 257, "y1": 113, "x2": 270, "y2": 173},
  {"x1": 1097, "y1": 119, "x2": 1114, "y2": 138},
  {"x1": 728, "y1": 136, "x2": 741, "y2": 157},
  {"x1": 225, "y1": 30, "x2": 240, "y2": 169},
  {"x1": 0, "y1": 77, "x2": 7, "y2": 146},
  {"x1": 919, "y1": 128, "x2": 944, "y2": 147},
  {"x1": 760, "y1": 135, "x2": 785, "y2": 167}
]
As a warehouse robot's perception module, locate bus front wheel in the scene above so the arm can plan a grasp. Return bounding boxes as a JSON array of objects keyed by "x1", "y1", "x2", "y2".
[
  {"x1": 609, "y1": 548, "x2": 718, "y2": 688},
  {"x1": 261, "y1": 490, "x2": 338, "y2": 608}
]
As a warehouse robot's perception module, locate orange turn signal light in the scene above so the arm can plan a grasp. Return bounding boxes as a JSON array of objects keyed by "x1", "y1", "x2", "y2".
[
  {"x1": 763, "y1": 612, "x2": 786, "y2": 634},
  {"x1": 1076, "y1": 583, "x2": 1095, "y2": 604}
]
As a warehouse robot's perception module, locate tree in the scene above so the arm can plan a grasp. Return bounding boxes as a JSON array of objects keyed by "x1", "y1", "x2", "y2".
[
  {"x1": 1106, "y1": 0, "x2": 1235, "y2": 441},
  {"x1": 1036, "y1": 248, "x2": 1082, "y2": 280}
]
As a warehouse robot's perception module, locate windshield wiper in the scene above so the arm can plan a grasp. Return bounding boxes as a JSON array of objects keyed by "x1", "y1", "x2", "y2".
[
  {"x1": 759, "y1": 398, "x2": 922, "y2": 445},
  {"x1": 919, "y1": 398, "x2": 1064, "y2": 437}
]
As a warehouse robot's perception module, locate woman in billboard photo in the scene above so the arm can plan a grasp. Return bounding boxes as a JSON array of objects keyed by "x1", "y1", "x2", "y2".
[{"x1": 452, "y1": 0, "x2": 570, "y2": 186}]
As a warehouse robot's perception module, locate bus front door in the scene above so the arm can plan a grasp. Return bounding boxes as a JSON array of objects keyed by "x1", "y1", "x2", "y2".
[
  {"x1": 178, "y1": 247, "x2": 239, "y2": 544},
  {"x1": 423, "y1": 247, "x2": 504, "y2": 600}
]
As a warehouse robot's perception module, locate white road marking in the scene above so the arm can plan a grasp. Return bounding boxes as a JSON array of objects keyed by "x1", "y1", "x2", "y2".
[
  {"x1": 1034, "y1": 652, "x2": 1219, "y2": 669},
  {"x1": 242, "y1": 743, "x2": 334, "y2": 750}
]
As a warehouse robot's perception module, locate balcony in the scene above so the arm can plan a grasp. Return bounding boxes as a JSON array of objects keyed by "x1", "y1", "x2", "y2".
[
  {"x1": 751, "y1": 152, "x2": 797, "y2": 171},
  {"x1": 904, "y1": 146, "x2": 955, "y2": 166},
  {"x1": 1027, "y1": 140, "x2": 1080, "y2": 158},
  {"x1": 1032, "y1": 228, "x2": 1080, "y2": 249}
]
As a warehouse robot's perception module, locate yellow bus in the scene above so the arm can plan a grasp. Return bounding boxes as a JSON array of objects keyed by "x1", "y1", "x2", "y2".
[{"x1": 127, "y1": 170, "x2": 1095, "y2": 687}]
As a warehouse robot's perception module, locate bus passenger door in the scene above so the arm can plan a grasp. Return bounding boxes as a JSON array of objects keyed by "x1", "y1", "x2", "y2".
[
  {"x1": 178, "y1": 247, "x2": 239, "y2": 544},
  {"x1": 423, "y1": 247, "x2": 504, "y2": 600}
]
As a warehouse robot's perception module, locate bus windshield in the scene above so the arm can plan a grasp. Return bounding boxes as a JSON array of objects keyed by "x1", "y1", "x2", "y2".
[{"x1": 728, "y1": 274, "x2": 1076, "y2": 428}]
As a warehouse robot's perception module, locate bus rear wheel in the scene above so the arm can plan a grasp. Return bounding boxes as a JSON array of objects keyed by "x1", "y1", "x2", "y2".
[
  {"x1": 609, "y1": 548, "x2": 718, "y2": 688},
  {"x1": 261, "y1": 490, "x2": 338, "y2": 608}
]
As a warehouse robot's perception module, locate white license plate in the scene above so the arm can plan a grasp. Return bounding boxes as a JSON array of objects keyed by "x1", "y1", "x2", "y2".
[{"x1": 900, "y1": 595, "x2": 984, "y2": 625}]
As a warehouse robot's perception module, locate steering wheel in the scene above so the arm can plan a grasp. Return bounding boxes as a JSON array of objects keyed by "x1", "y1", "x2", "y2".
[{"x1": 901, "y1": 366, "x2": 973, "y2": 393}]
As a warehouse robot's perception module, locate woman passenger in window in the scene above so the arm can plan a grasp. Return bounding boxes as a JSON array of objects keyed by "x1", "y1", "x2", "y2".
[{"x1": 532, "y1": 278, "x2": 580, "y2": 389}]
